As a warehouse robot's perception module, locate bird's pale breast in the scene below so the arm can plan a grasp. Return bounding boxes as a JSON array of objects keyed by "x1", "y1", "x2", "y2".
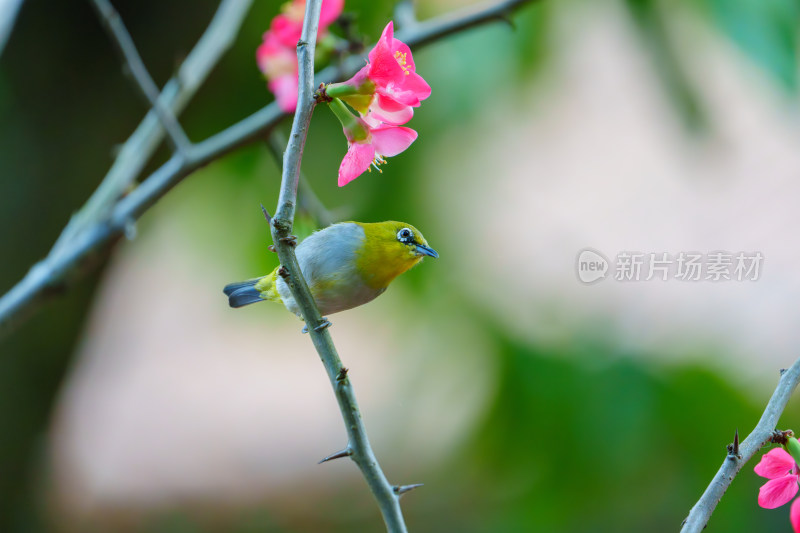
[{"x1": 276, "y1": 223, "x2": 383, "y2": 316}]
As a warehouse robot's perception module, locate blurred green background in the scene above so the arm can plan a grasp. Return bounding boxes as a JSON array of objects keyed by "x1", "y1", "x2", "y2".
[{"x1": 1, "y1": 0, "x2": 800, "y2": 531}]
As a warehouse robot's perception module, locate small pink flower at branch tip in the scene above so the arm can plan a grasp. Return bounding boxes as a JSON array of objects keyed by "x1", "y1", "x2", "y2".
[
  {"x1": 257, "y1": 0, "x2": 344, "y2": 112},
  {"x1": 755, "y1": 447, "x2": 800, "y2": 509},
  {"x1": 330, "y1": 21, "x2": 431, "y2": 125},
  {"x1": 338, "y1": 113, "x2": 417, "y2": 187}
]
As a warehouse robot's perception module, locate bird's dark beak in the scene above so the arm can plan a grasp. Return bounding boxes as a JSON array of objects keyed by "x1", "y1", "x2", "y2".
[{"x1": 415, "y1": 244, "x2": 439, "y2": 258}]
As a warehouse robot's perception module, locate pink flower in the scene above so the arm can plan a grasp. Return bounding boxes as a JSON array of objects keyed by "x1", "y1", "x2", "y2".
[
  {"x1": 268, "y1": 74, "x2": 300, "y2": 113},
  {"x1": 257, "y1": 32, "x2": 298, "y2": 112},
  {"x1": 755, "y1": 448, "x2": 800, "y2": 509},
  {"x1": 367, "y1": 22, "x2": 431, "y2": 107},
  {"x1": 257, "y1": 0, "x2": 344, "y2": 112},
  {"x1": 270, "y1": 0, "x2": 344, "y2": 47},
  {"x1": 338, "y1": 113, "x2": 417, "y2": 187},
  {"x1": 332, "y1": 21, "x2": 431, "y2": 125}
]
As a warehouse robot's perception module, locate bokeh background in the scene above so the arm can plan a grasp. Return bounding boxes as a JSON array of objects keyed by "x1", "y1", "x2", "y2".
[{"x1": 2, "y1": 0, "x2": 800, "y2": 531}]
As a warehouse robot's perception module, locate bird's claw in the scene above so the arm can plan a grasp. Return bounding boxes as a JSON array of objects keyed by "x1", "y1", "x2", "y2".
[
  {"x1": 301, "y1": 318, "x2": 332, "y2": 334},
  {"x1": 315, "y1": 319, "x2": 332, "y2": 332}
]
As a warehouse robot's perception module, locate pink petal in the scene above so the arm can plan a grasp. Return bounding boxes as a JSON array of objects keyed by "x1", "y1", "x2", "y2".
[
  {"x1": 368, "y1": 93, "x2": 413, "y2": 124},
  {"x1": 791, "y1": 498, "x2": 800, "y2": 533},
  {"x1": 371, "y1": 126, "x2": 417, "y2": 157},
  {"x1": 378, "y1": 85, "x2": 420, "y2": 107},
  {"x1": 368, "y1": 23, "x2": 405, "y2": 86},
  {"x1": 401, "y1": 71, "x2": 431, "y2": 101},
  {"x1": 319, "y1": 0, "x2": 344, "y2": 29},
  {"x1": 370, "y1": 103, "x2": 413, "y2": 125},
  {"x1": 257, "y1": 31, "x2": 282, "y2": 66},
  {"x1": 756, "y1": 448, "x2": 797, "y2": 479},
  {"x1": 339, "y1": 142, "x2": 375, "y2": 186},
  {"x1": 268, "y1": 74, "x2": 299, "y2": 112},
  {"x1": 367, "y1": 22, "x2": 391, "y2": 65},
  {"x1": 271, "y1": 15, "x2": 303, "y2": 48},
  {"x1": 759, "y1": 475, "x2": 799, "y2": 509},
  {"x1": 374, "y1": 93, "x2": 408, "y2": 112},
  {"x1": 375, "y1": 22, "x2": 395, "y2": 53}
]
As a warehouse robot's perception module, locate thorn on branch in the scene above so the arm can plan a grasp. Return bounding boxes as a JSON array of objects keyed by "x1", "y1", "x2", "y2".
[
  {"x1": 393, "y1": 483, "x2": 424, "y2": 496},
  {"x1": 268, "y1": 245, "x2": 277, "y2": 253},
  {"x1": 318, "y1": 446, "x2": 352, "y2": 464},
  {"x1": 260, "y1": 203, "x2": 272, "y2": 224},
  {"x1": 726, "y1": 429, "x2": 740, "y2": 458},
  {"x1": 278, "y1": 266, "x2": 289, "y2": 279},
  {"x1": 336, "y1": 367, "x2": 349, "y2": 382}
]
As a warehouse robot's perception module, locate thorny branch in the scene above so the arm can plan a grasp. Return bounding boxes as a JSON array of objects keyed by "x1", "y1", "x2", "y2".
[
  {"x1": 267, "y1": 0, "x2": 413, "y2": 530},
  {"x1": 681, "y1": 358, "x2": 800, "y2": 532}
]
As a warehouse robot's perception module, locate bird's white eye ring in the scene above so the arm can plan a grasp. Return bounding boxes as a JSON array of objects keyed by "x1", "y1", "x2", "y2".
[{"x1": 397, "y1": 228, "x2": 413, "y2": 242}]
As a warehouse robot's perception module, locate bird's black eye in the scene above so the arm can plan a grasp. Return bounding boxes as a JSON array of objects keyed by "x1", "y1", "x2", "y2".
[{"x1": 397, "y1": 228, "x2": 414, "y2": 243}]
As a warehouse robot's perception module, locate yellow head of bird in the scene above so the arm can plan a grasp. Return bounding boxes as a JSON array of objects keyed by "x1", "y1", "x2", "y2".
[{"x1": 354, "y1": 221, "x2": 438, "y2": 290}]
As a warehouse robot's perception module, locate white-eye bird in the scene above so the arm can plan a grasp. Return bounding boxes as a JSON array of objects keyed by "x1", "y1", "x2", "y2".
[{"x1": 223, "y1": 221, "x2": 438, "y2": 317}]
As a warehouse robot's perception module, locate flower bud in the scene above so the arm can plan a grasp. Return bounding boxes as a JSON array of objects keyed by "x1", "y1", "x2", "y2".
[{"x1": 785, "y1": 436, "x2": 800, "y2": 467}]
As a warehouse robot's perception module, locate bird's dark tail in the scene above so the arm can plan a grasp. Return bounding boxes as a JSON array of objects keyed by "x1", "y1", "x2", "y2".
[{"x1": 223, "y1": 277, "x2": 266, "y2": 308}]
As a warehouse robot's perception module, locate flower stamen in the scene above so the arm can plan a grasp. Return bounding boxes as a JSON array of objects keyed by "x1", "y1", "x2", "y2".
[
  {"x1": 394, "y1": 50, "x2": 410, "y2": 76},
  {"x1": 371, "y1": 154, "x2": 388, "y2": 173}
]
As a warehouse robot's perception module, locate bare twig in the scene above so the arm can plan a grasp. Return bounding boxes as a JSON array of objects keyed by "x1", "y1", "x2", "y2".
[
  {"x1": 393, "y1": 0, "x2": 533, "y2": 49},
  {"x1": 394, "y1": 0, "x2": 418, "y2": 30},
  {"x1": 0, "y1": 0, "x2": 24, "y2": 59},
  {"x1": 269, "y1": 1, "x2": 409, "y2": 531},
  {"x1": 52, "y1": 0, "x2": 251, "y2": 255},
  {"x1": 0, "y1": 0, "x2": 252, "y2": 334},
  {"x1": 0, "y1": 0, "x2": 536, "y2": 335},
  {"x1": 681, "y1": 358, "x2": 800, "y2": 532},
  {"x1": 89, "y1": 0, "x2": 191, "y2": 155}
]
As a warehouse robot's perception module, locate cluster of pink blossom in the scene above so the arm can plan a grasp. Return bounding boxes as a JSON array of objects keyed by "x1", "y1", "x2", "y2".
[
  {"x1": 256, "y1": 0, "x2": 343, "y2": 112},
  {"x1": 326, "y1": 21, "x2": 431, "y2": 186},
  {"x1": 755, "y1": 439, "x2": 800, "y2": 531},
  {"x1": 257, "y1": 1, "x2": 431, "y2": 187}
]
